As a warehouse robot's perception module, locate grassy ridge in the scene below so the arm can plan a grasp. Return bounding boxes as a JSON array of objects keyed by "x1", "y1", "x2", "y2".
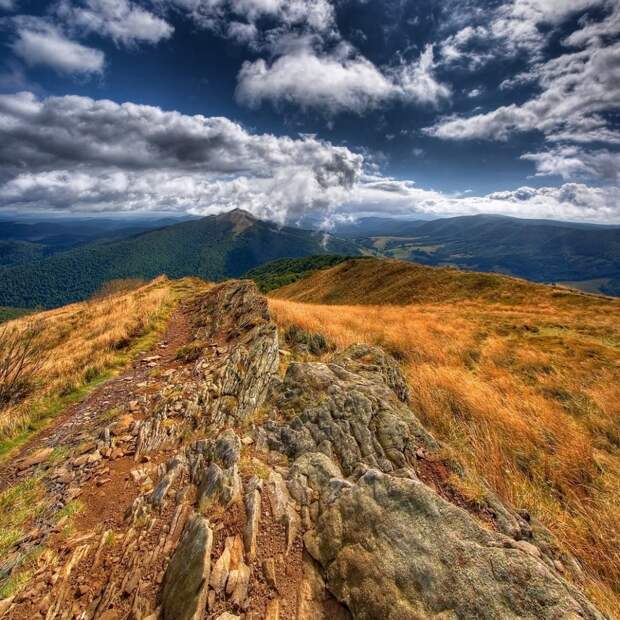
[
  {"x1": 268, "y1": 259, "x2": 620, "y2": 616},
  {"x1": 0, "y1": 277, "x2": 205, "y2": 455},
  {"x1": 271, "y1": 257, "x2": 611, "y2": 306}
]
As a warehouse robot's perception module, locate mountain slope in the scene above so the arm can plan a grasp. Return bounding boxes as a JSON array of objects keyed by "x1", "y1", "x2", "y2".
[
  {"x1": 271, "y1": 256, "x2": 605, "y2": 306},
  {"x1": 244, "y1": 254, "x2": 364, "y2": 292},
  {"x1": 351, "y1": 214, "x2": 620, "y2": 292},
  {"x1": 0, "y1": 210, "x2": 359, "y2": 308},
  {"x1": 0, "y1": 216, "x2": 194, "y2": 266}
]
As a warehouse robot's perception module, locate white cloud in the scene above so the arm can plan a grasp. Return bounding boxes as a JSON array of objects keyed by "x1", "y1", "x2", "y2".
[
  {"x1": 0, "y1": 92, "x2": 617, "y2": 224},
  {"x1": 438, "y1": 0, "x2": 614, "y2": 72},
  {"x1": 227, "y1": 21, "x2": 258, "y2": 44},
  {"x1": 522, "y1": 147, "x2": 620, "y2": 181},
  {"x1": 425, "y1": 41, "x2": 620, "y2": 144},
  {"x1": 164, "y1": 0, "x2": 335, "y2": 39},
  {"x1": 398, "y1": 45, "x2": 451, "y2": 106},
  {"x1": 56, "y1": 0, "x2": 174, "y2": 47},
  {"x1": 565, "y1": 2, "x2": 620, "y2": 47},
  {"x1": 237, "y1": 39, "x2": 450, "y2": 114},
  {"x1": 0, "y1": 91, "x2": 362, "y2": 222},
  {"x1": 0, "y1": 0, "x2": 17, "y2": 10},
  {"x1": 236, "y1": 40, "x2": 395, "y2": 113},
  {"x1": 11, "y1": 20, "x2": 105, "y2": 75},
  {"x1": 348, "y1": 176, "x2": 620, "y2": 223}
]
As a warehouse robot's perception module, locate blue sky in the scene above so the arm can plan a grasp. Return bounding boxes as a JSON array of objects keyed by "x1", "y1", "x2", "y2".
[{"x1": 0, "y1": 0, "x2": 619, "y2": 224}]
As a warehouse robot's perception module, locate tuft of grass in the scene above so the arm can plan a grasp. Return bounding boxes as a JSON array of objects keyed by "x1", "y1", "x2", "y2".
[{"x1": 0, "y1": 477, "x2": 45, "y2": 555}]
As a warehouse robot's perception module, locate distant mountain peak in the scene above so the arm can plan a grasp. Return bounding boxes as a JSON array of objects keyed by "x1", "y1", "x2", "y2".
[{"x1": 216, "y1": 208, "x2": 258, "y2": 234}]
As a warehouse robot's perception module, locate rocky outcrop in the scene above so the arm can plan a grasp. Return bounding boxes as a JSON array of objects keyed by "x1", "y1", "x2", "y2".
[
  {"x1": 305, "y1": 468, "x2": 600, "y2": 619},
  {"x1": 262, "y1": 342, "x2": 604, "y2": 619},
  {"x1": 1, "y1": 280, "x2": 605, "y2": 620}
]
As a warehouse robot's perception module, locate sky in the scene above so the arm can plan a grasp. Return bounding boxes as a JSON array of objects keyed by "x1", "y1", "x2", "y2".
[{"x1": 0, "y1": 0, "x2": 619, "y2": 226}]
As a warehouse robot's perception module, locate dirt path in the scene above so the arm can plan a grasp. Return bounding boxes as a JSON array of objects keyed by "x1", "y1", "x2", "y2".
[{"x1": 0, "y1": 304, "x2": 192, "y2": 494}]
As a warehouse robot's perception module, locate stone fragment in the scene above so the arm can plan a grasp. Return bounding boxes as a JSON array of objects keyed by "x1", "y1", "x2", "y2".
[
  {"x1": 110, "y1": 414, "x2": 134, "y2": 436},
  {"x1": 227, "y1": 562, "x2": 250, "y2": 608},
  {"x1": 17, "y1": 447, "x2": 53, "y2": 470},
  {"x1": 210, "y1": 543, "x2": 231, "y2": 593},
  {"x1": 264, "y1": 599, "x2": 280, "y2": 620},
  {"x1": 0, "y1": 596, "x2": 14, "y2": 618},
  {"x1": 262, "y1": 558, "x2": 277, "y2": 589},
  {"x1": 161, "y1": 514, "x2": 213, "y2": 620},
  {"x1": 243, "y1": 476, "x2": 262, "y2": 560}
]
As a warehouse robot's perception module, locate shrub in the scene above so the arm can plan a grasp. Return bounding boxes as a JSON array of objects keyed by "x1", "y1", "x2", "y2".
[{"x1": 0, "y1": 321, "x2": 47, "y2": 409}]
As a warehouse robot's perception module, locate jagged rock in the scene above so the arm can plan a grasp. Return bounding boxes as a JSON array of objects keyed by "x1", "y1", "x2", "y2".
[
  {"x1": 0, "y1": 597, "x2": 14, "y2": 618},
  {"x1": 265, "y1": 348, "x2": 437, "y2": 477},
  {"x1": 262, "y1": 558, "x2": 277, "y2": 589},
  {"x1": 243, "y1": 476, "x2": 262, "y2": 560},
  {"x1": 161, "y1": 514, "x2": 213, "y2": 620},
  {"x1": 151, "y1": 456, "x2": 187, "y2": 508},
  {"x1": 110, "y1": 414, "x2": 134, "y2": 436},
  {"x1": 264, "y1": 598, "x2": 280, "y2": 620},
  {"x1": 265, "y1": 470, "x2": 300, "y2": 554},
  {"x1": 296, "y1": 552, "x2": 351, "y2": 620},
  {"x1": 331, "y1": 344, "x2": 410, "y2": 403},
  {"x1": 197, "y1": 462, "x2": 241, "y2": 513},
  {"x1": 193, "y1": 281, "x2": 280, "y2": 423},
  {"x1": 226, "y1": 561, "x2": 251, "y2": 608},
  {"x1": 211, "y1": 540, "x2": 233, "y2": 593},
  {"x1": 16, "y1": 447, "x2": 53, "y2": 470},
  {"x1": 304, "y1": 467, "x2": 604, "y2": 620}
]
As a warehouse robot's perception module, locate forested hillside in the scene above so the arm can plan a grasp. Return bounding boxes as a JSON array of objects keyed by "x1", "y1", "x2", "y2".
[
  {"x1": 0, "y1": 210, "x2": 358, "y2": 308},
  {"x1": 244, "y1": 254, "x2": 363, "y2": 291}
]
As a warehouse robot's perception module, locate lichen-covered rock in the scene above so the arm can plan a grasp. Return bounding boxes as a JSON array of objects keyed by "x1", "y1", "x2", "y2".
[
  {"x1": 304, "y1": 468, "x2": 603, "y2": 620},
  {"x1": 261, "y1": 344, "x2": 604, "y2": 619},
  {"x1": 161, "y1": 514, "x2": 213, "y2": 620},
  {"x1": 265, "y1": 346, "x2": 437, "y2": 476}
]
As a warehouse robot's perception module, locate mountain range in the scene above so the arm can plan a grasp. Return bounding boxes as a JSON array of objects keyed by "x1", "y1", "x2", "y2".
[
  {"x1": 337, "y1": 214, "x2": 620, "y2": 296},
  {"x1": 1, "y1": 209, "x2": 620, "y2": 309},
  {"x1": 0, "y1": 210, "x2": 358, "y2": 308}
]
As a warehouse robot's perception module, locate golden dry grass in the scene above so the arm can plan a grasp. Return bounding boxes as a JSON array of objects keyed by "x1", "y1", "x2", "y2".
[
  {"x1": 0, "y1": 276, "x2": 198, "y2": 446},
  {"x1": 271, "y1": 257, "x2": 608, "y2": 306},
  {"x1": 269, "y1": 267, "x2": 620, "y2": 616}
]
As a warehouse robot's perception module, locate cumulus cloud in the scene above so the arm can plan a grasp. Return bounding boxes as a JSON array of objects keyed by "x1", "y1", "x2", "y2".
[
  {"x1": 56, "y1": 0, "x2": 174, "y2": 47},
  {"x1": 0, "y1": 0, "x2": 17, "y2": 10},
  {"x1": 0, "y1": 91, "x2": 363, "y2": 222},
  {"x1": 11, "y1": 20, "x2": 105, "y2": 75},
  {"x1": 0, "y1": 91, "x2": 617, "y2": 223},
  {"x1": 237, "y1": 39, "x2": 450, "y2": 114},
  {"x1": 425, "y1": 41, "x2": 620, "y2": 144},
  {"x1": 522, "y1": 147, "x2": 620, "y2": 181},
  {"x1": 347, "y1": 176, "x2": 620, "y2": 223}
]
